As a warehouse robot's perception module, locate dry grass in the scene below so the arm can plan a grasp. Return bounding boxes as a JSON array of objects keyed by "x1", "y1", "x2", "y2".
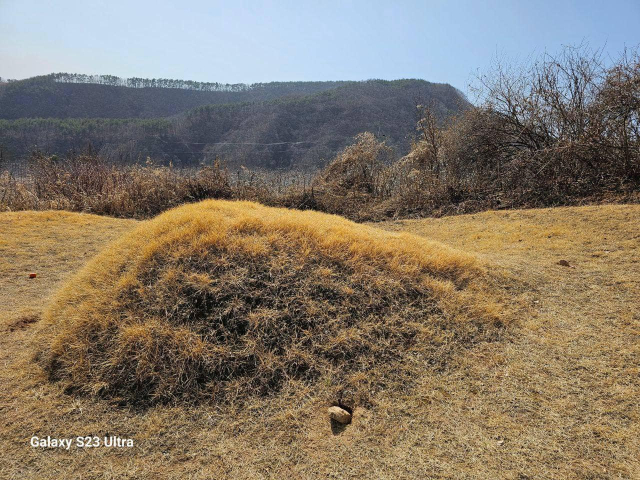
[
  {"x1": 379, "y1": 205, "x2": 640, "y2": 478},
  {"x1": 0, "y1": 156, "x2": 234, "y2": 218},
  {"x1": 38, "y1": 200, "x2": 503, "y2": 407},
  {"x1": 0, "y1": 210, "x2": 138, "y2": 324},
  {"x1": 0, "y1": 204, "x2": 638, "y2": 479}
]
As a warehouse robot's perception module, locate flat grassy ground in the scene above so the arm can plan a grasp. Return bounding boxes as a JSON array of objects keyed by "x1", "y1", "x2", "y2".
[{"x1": 1, "y1": 205, "x2": 638, "y2": 479}]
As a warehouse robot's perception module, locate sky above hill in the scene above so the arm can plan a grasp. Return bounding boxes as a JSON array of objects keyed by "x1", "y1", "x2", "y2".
[{"x1": 1, "y1": 0, "x2": 639, "y2": 94}]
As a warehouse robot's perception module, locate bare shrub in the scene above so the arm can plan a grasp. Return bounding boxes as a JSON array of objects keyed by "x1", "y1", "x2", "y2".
[
  {"x1": 388, "y1": 45, "x2": 640, "y2": 217},
  {"x1": 313, "y1": 132, "x2": 394, "y2": 216},
  {"x1": 1, "y1": 153, "x2": 234, "y2": 217},
  {"x1": 595, "y1": 51, "x2": 640, "y2": 182},
  {"x1": 469, "y1": 45, "x2": 639, "y2": 197}
]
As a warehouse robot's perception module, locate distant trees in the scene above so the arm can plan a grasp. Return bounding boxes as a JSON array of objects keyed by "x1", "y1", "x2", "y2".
[
  {"x1": 1, "y1": 46, "x2": 637, "y2": 220},
  {"x1": 0, "y1": 118, "x2": 177, "y2": 167},
  {"x1": 50, "y1": 73, "x2": 252, "y2": 92},
  {"x1": 0, "y1": 76, "x2": 354, "y2": 120}
]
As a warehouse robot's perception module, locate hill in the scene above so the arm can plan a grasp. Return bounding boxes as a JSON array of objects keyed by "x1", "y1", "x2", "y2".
[
  {"x1": 0, "y1": 204, "x2": 638, "y2": 478},
  {"x1": 0, "y1": 74, "x2": 348, "y2": 119},
  {"x1": 0, "y1": 78, "x2": 469, "y2": 170}
]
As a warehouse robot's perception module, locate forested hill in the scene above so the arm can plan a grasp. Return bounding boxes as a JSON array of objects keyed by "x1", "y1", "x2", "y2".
[
  {"x1": 174, "y1": 80, "x2": 468, "y2": 169},
  {"x1": 0, "y1": 74, "x2": 348, "y2": 119},
  {"x1": 0, "y1": 78, "x2": 469, "y2": 170}
]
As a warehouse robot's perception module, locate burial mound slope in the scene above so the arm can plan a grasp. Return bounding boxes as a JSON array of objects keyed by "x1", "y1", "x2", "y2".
[{"x1": 39, "y1": 200, "x2": 505, "y2": 406}]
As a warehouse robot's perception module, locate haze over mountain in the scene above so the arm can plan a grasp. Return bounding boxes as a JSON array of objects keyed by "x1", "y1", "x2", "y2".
[{"x1": 0, "y1": 74, "x2": 469, "y2": 170}]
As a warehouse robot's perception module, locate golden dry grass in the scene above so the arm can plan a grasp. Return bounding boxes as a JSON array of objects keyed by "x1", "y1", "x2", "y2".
[
  {"x1": 0, "y1": 211, "x2": 138, "y2": 324},
  {"x1": 0, "y1": 204, "x2": 638, "y2": 479},
  {"x1": 38, "y1": 200, "x2": 503, "y2": 407}
]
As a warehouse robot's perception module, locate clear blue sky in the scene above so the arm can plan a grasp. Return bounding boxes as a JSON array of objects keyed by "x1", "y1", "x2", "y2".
[{"x1": 1, "y1": 0, "x2": 639, "y2": 93}]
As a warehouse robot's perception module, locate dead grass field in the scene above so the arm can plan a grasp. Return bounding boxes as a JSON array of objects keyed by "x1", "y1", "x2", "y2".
[{"x1": 1, "y1": 204, "x2": 639, "y2": 479}]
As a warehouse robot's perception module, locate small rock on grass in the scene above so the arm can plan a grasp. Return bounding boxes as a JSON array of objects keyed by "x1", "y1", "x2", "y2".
[{"x1": 328, "y1": 406, "x2": 352, "y2": 424}]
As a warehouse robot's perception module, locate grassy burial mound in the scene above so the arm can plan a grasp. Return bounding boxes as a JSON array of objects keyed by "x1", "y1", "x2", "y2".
[{"x1": 39, "y1": 200, "x2": 505, "y2": 406}]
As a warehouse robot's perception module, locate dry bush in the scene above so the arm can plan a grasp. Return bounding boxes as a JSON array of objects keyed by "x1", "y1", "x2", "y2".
[
  {"x1": 313, "y1": 132, "x2": 395, "y2": 217},
  {"x1": 0, "y1": 153, "x2": 233, "y2": 217},
  {"x1": 0, "y1": 152, "x2": 322, "y2": 218},
  {"x1": 0, "y1": 170, "x2": 31, "y2": 209},
  {"x1": 595, "y1": 52, "x2": 640, "y2": 181},
  {"x1": 386, "y1": 46, "x2": 640, "y2": 217},
  {"x1": 469, "y1": 45, "x2": 640, "y2": 197},
  {"x1": 38, "y1": 200, "x2": 504, "y2": 407}
]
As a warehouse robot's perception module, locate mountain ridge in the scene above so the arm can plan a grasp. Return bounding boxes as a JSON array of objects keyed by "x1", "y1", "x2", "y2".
[{"x1": 0, "y1": 76, "x2": 470, "y2": 170}]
